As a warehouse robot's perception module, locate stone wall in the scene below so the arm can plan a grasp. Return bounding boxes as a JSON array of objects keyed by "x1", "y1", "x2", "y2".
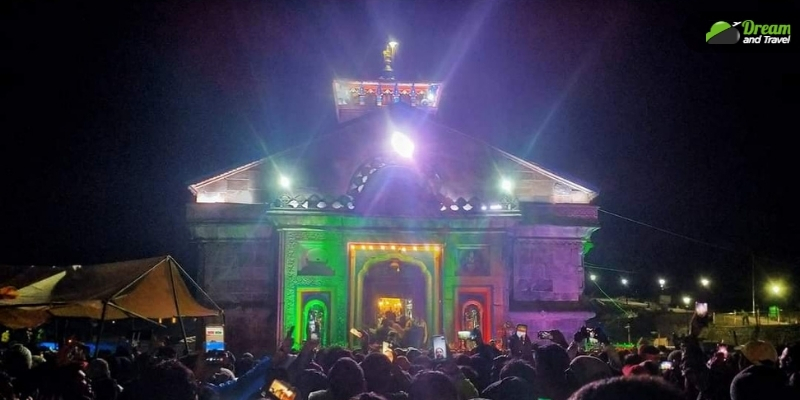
[{"x1": 702, "y1": 324, "x2": 800, "y2": 346}]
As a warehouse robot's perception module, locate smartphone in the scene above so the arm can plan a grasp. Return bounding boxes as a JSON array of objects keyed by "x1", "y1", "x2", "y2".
[
  {"x1": 695, "y1": 302, "x2": 708, "y2": 317},
  {"x1": 309, "y1": 332, "x2": 319, "y2": 341},
  {"x1": 266, "y1": 379, "x2": 296, "y2": 400},
  {"x1": 717, "y1": 344, "x2": 728, "y2": 356},
  {"x1": 432, "y1": 335, "x2": 447, "y2": 360},
  {"x1": 537, "y1": 330, "x2": 553, "y2": 340},
  {"x1": 350, "y1": 328, "x2": 363, "y2": 338},
  {"x1": 457, "y1": 331, "x2": 472, "y2": 340},
  {"x1": 660, "y1": 361, "x2": 673, "y2": 371},
  {"x1": 382, "y1": 341, "x2": 394, "y2": 362}
]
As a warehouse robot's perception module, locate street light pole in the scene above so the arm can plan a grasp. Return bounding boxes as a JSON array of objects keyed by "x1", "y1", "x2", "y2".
[{"x1": 751, "y1": 253, "x2": 756, "y2": 315}]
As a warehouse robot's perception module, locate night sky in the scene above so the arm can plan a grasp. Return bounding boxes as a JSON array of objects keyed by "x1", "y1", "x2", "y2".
[{"x1": 2, "y1": 0, "x2": 797, "y2": 310}]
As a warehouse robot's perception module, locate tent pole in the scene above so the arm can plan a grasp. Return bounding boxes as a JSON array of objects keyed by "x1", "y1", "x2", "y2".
[
  {"x1": 172, "y1": 256, "x2": 223, "y2": 313},
  {"x1": 106, "y1": 303, "x2": 166, "y2": 328},
  {"x1": 95, "y1": 301, "x2": 108, "y2": 358},
  {"x1": 169, "y1": 262, "x2": 190, "y2": 355}
]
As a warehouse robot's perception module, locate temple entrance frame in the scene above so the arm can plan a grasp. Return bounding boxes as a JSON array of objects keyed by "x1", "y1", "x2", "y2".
[{"x1": 348, "y1": 243, "x2": 442, "y2": 345}]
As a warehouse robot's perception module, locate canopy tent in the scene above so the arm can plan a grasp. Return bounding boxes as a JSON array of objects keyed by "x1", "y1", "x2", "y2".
[{"x1": 0, "y1": 255, "x2": 222, "y2": 329}]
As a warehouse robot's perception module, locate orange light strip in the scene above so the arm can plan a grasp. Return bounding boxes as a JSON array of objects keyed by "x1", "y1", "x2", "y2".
[{"x1": 348, "y1": 242, "x2": 441, "y2": 253}]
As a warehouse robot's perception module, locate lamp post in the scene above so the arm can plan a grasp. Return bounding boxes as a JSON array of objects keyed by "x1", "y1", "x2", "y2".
[
  {"x1": 700, "y1": 278, "x2": 710, "y2": 288},
  {"x1": 658, "y1": 278, "x2": 666, "y2": 291},
  {"x1": 621, "y1": 278, "x2": 629, "y2": 304},
  {"x1": 769, "y1": 283, "x2": 784, "y2": 323}
]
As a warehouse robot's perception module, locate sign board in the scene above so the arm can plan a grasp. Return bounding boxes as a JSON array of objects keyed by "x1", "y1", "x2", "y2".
[
  {"x1": 205, "y1": 325, "x2": 225, "y2": 351},
  {"x1": 768, "y1": 306, "x2": 779, "y2": 319}
]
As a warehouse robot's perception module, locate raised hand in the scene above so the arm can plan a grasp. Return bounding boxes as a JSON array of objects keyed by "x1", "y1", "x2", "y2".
[
  {"x1": 548, "y1": 330, "x2": 570, "y2": 348},
  {"x1": 573, "y1": 327, "x2": 589, "y2": 343}
]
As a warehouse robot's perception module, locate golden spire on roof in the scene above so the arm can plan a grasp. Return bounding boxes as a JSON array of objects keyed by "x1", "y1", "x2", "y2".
[{"x1": 381, "y1": 40, "x2": 398, "y2": 80}]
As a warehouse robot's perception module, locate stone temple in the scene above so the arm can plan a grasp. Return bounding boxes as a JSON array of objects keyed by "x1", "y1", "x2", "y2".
[{"x1": 186, "y1": 43, "x2": 599, "y2": 353}]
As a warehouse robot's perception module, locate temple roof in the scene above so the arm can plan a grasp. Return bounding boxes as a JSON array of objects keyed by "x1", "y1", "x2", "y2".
[
  {"x1": 333, "y1": 79, "x2": 442, "y2": 123},
  {"x1": 188, "y1": 103, "x2": 597, "y2": 212}
]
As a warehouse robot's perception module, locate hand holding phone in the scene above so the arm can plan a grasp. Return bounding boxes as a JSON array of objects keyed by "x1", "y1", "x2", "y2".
[
  {"x1": 266, "y1": 379, "x2": 297, "y2": 400},
  {"x1": 660, "y1": 361, "x2": 673, "y2": 371},
  {"x1": 695, "y1": 302, "x2": 708, "y2": 317},
  {"x1": 537, "y1": 330, "x2": 553, "y2": 340},
  {"x1": 382, "y1": 341, "x2": 394, "y2": 362},
  {"x1": 432, "y1": 335, "x2": 447, "y2": 361}
]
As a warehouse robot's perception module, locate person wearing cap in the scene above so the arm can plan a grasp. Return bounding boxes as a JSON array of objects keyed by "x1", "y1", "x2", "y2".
[
  {"x1": 739, "y1": 340, "x2": 778, "y2": 369},
  {"x1": 638, "y1": 345, "x2": 661, "y2": 363}
]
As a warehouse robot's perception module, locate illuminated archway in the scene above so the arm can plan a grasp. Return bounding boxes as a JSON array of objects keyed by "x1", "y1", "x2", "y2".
[
  {"x1": 301, "y1": 299, "x2": 329, "y2": 345},
  {"x1": 349, "y1": 244, "x2": 442, "y2": 344}
]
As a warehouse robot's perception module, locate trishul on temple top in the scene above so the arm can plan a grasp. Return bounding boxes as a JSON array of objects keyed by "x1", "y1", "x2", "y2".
[
  {"x1": 381, "y1": 40, "x2": 399, "y2": 80},
  {"x1": 332, "y1": 39, "x2": 443, "y2": 123}
]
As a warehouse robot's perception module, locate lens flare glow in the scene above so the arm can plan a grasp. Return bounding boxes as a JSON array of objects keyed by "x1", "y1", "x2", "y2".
[
  {"x1": 279, "y1": 175, "x2": 291, "y2": 189},
  {"x1": 391, "y1": 132, "x2": 414, "y2": 158},
  {"x1": 500, "y1": 178, "x2": 514, "y2": 193}
]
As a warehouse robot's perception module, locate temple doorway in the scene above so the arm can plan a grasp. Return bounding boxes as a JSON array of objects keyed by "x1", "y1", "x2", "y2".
[
  {"x1": 362, "y1": 259, "x2": 426, "y2": 328},
  {"x1": 349, "y1": 244, "x2": 441, "y2": 347}
]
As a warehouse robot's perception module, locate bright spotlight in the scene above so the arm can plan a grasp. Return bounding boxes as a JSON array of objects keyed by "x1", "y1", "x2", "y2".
[
  {"x1": 589, "y1": 274, "x2": 597, "y2": 282},
  {"x1": 388, "y1": 41, "x2": 398, "y2": 48},
  {"x1": 279, "y1": 175, "x2": 291, "y2": 189},
  {"x1": 500, "y1": 178, "x2": 514, "y2": 193},
  {"x1": 621, "y1": 278, "x2": 629, "y2": 286},
  {"x1": 682, "y1": 296, "x2": 691, "y2": 305},
  {"x1": 391, "y1": 131, "x2": 414, "y2": 158},
  {"x1": 700, "y1": 278, "x2": 710, "y2": 287},
  {"x1": 658, "y1": 278, "x2": 666, "y2": 286},
  {"x1": 771, "y1": 284, "x2": 782, "y2": 295}
]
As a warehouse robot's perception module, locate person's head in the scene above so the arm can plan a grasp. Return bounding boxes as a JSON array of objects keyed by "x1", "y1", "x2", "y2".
[
  {"x1": 329, "y1": 358, "x2": 366, "y2": 400},
  {"x1": 638, "y1": 345, "x2": 661, "y2": 363},
  {"x1": 57, "y1": 362, "x2": 94, "y2": 400},
  {"x1": 295, "y1": 368, "x2": 330, "y2": 400},
  {"x1": 319, "y1": 346, "x2": 354, "y2": 374},
  {"x1": 565, "y1": 356, "x2": 613, "y2": 391},
  {"x1": 350, "y1": 392, "x2": 388, "y2": 400},
  {"x1": 408, "y1": 370, "x2": 458, "y2": 400},
  {"x1": 533, "y1": 344, "x2": 570, "y2": 379},
  {"x1": 666, "y1": 350, "x2": 683, "y2": 365},
  {"x1": 359, "y1": 353, "x2": 392, "y2": 394},
  {"x1": 87, "y1": 358, "x2": 112, "y2": 380},
  {"x1": 3, "y1": 343, "x2": 33, "y2": 376},
  {"x1": 406, "y1": 348, "x2": 422, "y2": 362},
  {"x1": 730, "y1": 365, "x2": 792, "y2": 400},
  {"x1": 455, "y1": 354, "x2": 471, "y2": 367},
  {"x1": 499, "y1": 359, "x2": 536, "y2": 384},
  {"x1": 779, "y1": 342, "x2": 800, "y2": 372},
  {"x1": 568, "y1": 375, "x2": 683, "y2": 400},
  {"x1": 394, "y1": 356, "x2": 411, "y2": 371},
  {"x1": 142, "y1": 359, "x2": 198, "y2": 400},
  {"x1": 740, "y1": 340, "x2": 778, "y2": 368}
]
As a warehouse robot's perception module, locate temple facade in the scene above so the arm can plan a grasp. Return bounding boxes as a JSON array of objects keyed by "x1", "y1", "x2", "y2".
[{"x1": 186, "y1": 45, "x2": 599, "y2": 353}]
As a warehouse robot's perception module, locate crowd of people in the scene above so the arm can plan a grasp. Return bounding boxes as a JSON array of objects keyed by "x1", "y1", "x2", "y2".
[{"x1": 0, "y1": 311, "x2": 798, "y2": 400}]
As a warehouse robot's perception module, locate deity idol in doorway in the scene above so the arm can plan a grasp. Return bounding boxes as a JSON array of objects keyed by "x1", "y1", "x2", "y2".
[
  {"x1": 464, "y1": 304, "x2": 481, "y2": 331},
  {"x1": 307, "y1": 307, "x2": 324, "y2": 342}
]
